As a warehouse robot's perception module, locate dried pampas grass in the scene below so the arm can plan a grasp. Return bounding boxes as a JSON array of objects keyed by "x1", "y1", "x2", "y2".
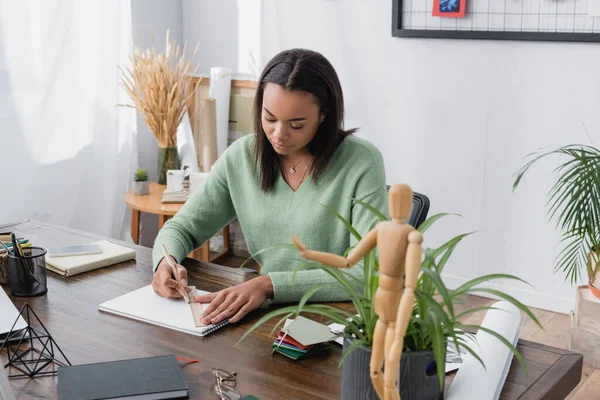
[{"x1": 119, "y1": 30, "x2": 201, "y2": 148}]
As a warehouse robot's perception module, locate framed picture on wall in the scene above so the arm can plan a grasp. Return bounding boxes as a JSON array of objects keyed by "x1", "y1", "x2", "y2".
[
  {"x1": 392, "y1": 0, "x2": 600, "y2": 42},
  {"x1": 432, "y1": 0, "x2": 466, "y2": 18}
]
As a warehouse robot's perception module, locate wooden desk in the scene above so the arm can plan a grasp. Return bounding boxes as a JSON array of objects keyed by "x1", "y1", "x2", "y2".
[
  {"x1": 124, "y1": 182, "x2": 230, "y2": 262},
  {"x1": 1, "y1": 220, "x2": 583, "y2": 399}
]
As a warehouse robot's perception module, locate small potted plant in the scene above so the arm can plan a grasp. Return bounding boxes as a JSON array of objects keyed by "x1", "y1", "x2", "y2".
[
  {"x1": 240, "y1": 197, "x2": 541, "y2": 399},
  {"x1": 134, "y1": 168, "x2": 149, "y2": 196}
]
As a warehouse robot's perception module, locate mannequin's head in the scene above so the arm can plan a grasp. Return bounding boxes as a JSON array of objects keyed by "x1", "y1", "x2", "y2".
[{"x1": 388, "y1": 184, "x2": 413, "y2": 223}]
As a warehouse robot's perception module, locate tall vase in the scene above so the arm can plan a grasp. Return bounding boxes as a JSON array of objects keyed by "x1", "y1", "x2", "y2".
[{"x1": 158, "y1": 147, "x2": 180, "y2": 185}]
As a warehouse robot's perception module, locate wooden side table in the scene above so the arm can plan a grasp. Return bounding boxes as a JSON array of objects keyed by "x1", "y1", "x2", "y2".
[{"x1": 124, "y1": 182, "x2": 230, "y2": 262}]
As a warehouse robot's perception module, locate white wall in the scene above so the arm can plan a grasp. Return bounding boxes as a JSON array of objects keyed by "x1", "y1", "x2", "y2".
[
  {"x1": 182, "y1": 0, "x2": 600, "y2": 313},
  {"x1": 182, "y1": 0, "x2": 238, "y2": 74},
  {"x1": 131, "y1": 0, "x2": 183, "y2": 247}
]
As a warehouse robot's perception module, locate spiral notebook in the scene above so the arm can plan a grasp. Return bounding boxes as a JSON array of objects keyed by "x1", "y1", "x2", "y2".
[{"x1": 98, "y1": 285, "x2": 228, "y2": 337}]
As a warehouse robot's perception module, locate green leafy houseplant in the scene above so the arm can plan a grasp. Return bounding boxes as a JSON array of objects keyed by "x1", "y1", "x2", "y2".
[
  {"x1": 134, "y1": 168, "x2": 149, "y2": 182},
  {"x1": 240, "y1": 201, "x2": 542, "y2": 390},
  {"x1": 513, "y1": 145, "x2": 600, "y2": 290},
  {"x1": 133, "y1": 168, "x2": 149, "y2": 196}
]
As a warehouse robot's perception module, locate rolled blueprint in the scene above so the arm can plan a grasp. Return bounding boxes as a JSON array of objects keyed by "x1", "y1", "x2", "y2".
[
  {"x1": 196, "y1": 98, "x2": 218, "y2": 172},
  {"x1": 176, "y1": 110, "x2": 199, "y2": 173},
  {"x1": 445, "y1": 301, "x2": 522, "y2": 400}
]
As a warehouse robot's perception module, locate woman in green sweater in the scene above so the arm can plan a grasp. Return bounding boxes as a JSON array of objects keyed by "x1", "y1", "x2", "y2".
[{"x1": 152, "y1": 49, "x2": 387, "y2": 325}]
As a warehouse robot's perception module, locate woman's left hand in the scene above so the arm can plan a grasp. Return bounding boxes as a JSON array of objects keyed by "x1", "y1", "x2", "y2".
[{"x1": 195, "y1": 275, "x2": 274, "y2": 324}]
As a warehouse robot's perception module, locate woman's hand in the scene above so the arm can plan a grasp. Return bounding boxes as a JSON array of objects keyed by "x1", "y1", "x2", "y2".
[
  {"x1": 152, "y1": 257, "x2": 189, "y2": 299},
  {"x1": 195, "y1": 275, "x2": 274, "y2": 324}
]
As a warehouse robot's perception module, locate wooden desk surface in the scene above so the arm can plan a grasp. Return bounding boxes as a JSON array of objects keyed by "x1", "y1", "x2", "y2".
[
  {"x1": 1, "y1": 221, "x2": 583, "y2": 400},
  {"x1": 124, "y1": 182, "x2": 182, "y2": 216}
]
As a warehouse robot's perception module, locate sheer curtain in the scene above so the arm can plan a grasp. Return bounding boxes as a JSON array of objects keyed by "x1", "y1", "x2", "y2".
[{"x1": 0, "y1": 0, "x2": 136, "y2": 240}]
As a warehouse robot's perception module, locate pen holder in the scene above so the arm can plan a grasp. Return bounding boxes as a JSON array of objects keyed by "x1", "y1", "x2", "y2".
[
  {"x1": 7, "y1": 247, "x2": 48, "y2": 297},
  {"x1": 0, "y1": 254, "x2": 8, "y2": 284}
]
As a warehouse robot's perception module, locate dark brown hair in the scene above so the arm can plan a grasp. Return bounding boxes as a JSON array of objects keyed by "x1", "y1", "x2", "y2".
[{"x1": 253, "y1": 49, "x2": 356, "y2": 192}]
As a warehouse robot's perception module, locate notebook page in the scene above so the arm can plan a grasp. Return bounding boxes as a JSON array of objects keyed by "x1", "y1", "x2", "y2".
[{"x1": 98, "y1": 285, "x2": 223, "y2": 337}]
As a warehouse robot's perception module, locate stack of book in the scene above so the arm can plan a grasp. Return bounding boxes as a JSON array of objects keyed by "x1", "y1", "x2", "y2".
[{"x1": 161, "y1": 189, "x2": 191, "y2": 204}]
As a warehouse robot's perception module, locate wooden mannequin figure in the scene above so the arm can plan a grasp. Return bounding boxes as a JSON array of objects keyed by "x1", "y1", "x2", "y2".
[{"x1": 292, "y1": 184, "x2": 423, "y2": 400}]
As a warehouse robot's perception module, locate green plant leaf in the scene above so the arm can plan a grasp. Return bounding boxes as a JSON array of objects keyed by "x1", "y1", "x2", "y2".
[
  {"x1": 468, "y1": 288, "x2": 542, "y2": 329},
  {"x1": 238, "y1": 305, "x2": 305, "y2": 345},
  {"x1": 420, "y1": 267, "x2": 455, "y2": 320},
  {"x1": 427, "y1": 307, "x2": 446, "y2": 390},
  {"x1": 291, "y1": 260, "x2": 322, "y2": 285},
  {"x1": 339, "y1": 338, "x2": 366, "y2": 367},
  {"x1": 417, "y1": 213, "x2": 461, "y2": 233},
  {"x1": 306, "y1": 304, "x2": 359, "y2": 322},
  {"x1": 433, "y1": 234, "x2": 472, "y2": 274},
  {"x1": 415, "y1": 291, "x2": 459, "y2": 361},
  {"x1": 319, "y1": 202, "x2": 362, "y2": 241},
  {"x1": 455, "y1": 306, "x2": 504, "y2": 321},
  {"x1": 297, "y1": 284, "x2": 328, "y2": 311},
  {"x1": 240, "y1": 243, "x2": 298, "y2": 268},
  {"x1": 350, "y1": 197, "x2": 389, "y2": 222},
  {"x1": 460, "y1": 324, "x2": 528, "y2": 376},
  {"x1": 430, "y1": 232, "x2": 474, "y2": 260},
  {"x1": 317, "y1": 267, "x2": 366, "y2": 319},
  {"x1": 297, "y1": 305, "x2": 367, "y2": 341},
  {"x1": 269, "y1": 312, "x2": 295, "y2": 336},
  {"x1": 451, "y1": 274, "x2": 532, "y2": 299},
  {"x1": 453, "y1": 336, "x2": 486, "y2": 371},
  {"x1": 555, "y1": 232, "x2": 588, "y2": 285}
]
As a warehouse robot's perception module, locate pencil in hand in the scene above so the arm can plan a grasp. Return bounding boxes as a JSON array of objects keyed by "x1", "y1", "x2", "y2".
[{"x1": 160, "y1": 244, "x2": 191, "y2": 303}]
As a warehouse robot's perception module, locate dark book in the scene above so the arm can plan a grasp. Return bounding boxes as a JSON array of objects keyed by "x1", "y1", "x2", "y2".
[{"x1": 58, "y1": 355, "x2": 188, "y2": 400}]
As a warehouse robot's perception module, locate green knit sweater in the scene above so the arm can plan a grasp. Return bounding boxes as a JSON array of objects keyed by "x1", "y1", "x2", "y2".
[{"x1": 152, "y1": 134, "x2": 387, "y2": 303}]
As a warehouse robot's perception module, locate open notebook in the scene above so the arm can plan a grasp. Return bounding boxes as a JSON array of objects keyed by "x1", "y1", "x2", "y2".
[{"x1": 98, "y1": 285, "x2": 228, "y2": 337}]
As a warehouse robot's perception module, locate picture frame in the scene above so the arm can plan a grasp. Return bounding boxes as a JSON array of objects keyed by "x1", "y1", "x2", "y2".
[
  {"x1": 432, "y1": 0, "x2": 466, "y2": 18},
  {"x1": 392, "y1": 0, "x2": 600, "y2": 42}
]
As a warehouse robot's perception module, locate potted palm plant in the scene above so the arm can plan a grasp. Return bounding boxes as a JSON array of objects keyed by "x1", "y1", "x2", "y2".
[
  {"x1": 240, "y1": 200, "x2": 541, "y2": 399},
  {"x1": 513, "y1": 145, "x2": 600, "y2": 298},
  {"x1": 133, "y1": 168, "x2": 149, "y2": 196}
]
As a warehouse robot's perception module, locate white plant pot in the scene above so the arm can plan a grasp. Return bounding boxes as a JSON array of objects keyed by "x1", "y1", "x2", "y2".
[{"x1": 134, "y1": 181, "x2": 149, "y2": 196}]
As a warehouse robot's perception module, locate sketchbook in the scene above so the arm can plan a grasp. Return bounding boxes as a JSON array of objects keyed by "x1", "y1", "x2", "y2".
[
  {"x1": 98, "y1": 285, "x2": 228, "y2": 337},
  {"x1": 45, "y1": 240, "x2": 136, "y2": 277}
]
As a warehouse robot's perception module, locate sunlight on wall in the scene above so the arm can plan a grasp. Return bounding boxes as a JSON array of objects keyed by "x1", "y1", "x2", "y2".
[
  {"x1": 0, "y1": 0, "x2": 136, "y2": 239},
  {"x1": 0, "y1": 1, "x2": 98, "y2": 164}
]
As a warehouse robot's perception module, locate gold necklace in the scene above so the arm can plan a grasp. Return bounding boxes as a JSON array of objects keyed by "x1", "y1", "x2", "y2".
[{"x1": 286, "y1": 153, "x2": 311, "y2": 174}]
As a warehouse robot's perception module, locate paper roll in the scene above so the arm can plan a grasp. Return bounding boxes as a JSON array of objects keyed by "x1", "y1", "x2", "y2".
[
  {"x1": 445, "y1": 301, "x2": 522, "y2": 400},
  {"x1": 209, "y1": 67, "x2": 232, "y2": 157},
  {"x1": 196, "y1": 98, "x2": 218, "y2": 173},
  {"x1": 176, "y1": 111, "x2": 199, "y2": 172}
]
